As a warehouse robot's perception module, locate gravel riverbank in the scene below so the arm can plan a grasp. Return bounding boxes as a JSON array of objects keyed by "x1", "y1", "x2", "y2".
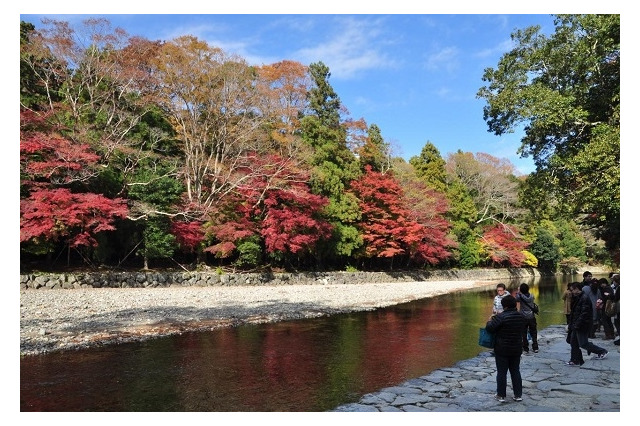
[{"x1": 20, "y1": 280, "x2": 490, "y2": 356}]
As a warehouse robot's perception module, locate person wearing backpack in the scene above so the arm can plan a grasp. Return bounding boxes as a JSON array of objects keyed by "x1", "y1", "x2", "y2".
[{"x1": 515, "y1": 283, "x2": 539, "y2": 353}]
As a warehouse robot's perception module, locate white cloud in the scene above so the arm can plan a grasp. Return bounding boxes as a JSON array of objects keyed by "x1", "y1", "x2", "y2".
[
  {"x1": 293, "y1": 16, "x2": 396, "y2": 79},
  {"x1": 475, "y1": 38, "x2": 514, "y2": 59},
  {"x1": 425, "y1": 46, "x2": 460, "y2": 72}
]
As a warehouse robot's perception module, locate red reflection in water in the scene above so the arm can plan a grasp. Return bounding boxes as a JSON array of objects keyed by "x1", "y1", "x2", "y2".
[{"x1": 21, "y1": 277, "x2": 571, "y2": 411}]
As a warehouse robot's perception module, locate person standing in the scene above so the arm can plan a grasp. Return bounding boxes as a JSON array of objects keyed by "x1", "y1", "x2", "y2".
[
  {"x1": 611, "y1": 274, "x2": 620, "y2": 345},
  {"x1": 598, "y1": 278, "x2": 615, "y2": 339},
  {"x1": 581, "y1": 273, "x2": 599, "y2": 338},
  {"x1": 515, "y1": 283, "x2": 539, "y2": 353},
  {"x1": 562, "y1": 282, "x2": 573, "y2": 327},
  {"x1": 485, "y1": 295, "x2": 526, "y2": 402},
  {"x1": 566, "y1": 282, "x2": 608, "y2": 365},
  {"x1": 492, "y1": 283, "x2": 508, "y2": 315}
]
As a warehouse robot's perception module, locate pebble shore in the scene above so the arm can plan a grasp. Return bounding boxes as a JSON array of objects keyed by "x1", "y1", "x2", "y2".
[{"x1": 20, "y1": 280, "x2": 488, "y2": 356}]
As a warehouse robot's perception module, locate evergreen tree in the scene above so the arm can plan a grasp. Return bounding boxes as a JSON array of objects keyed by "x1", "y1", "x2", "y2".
[
  {"x1": 301, "y1": 62, "x2": 362, "y2": 266},
  {"x1": 358, "y1": 124, "x2": 390, "y2": 173},
  {"x1": 556, "y1": 219, "x2": 587, "y2": 262},
  {"x1": 409, "y1": 141, "x2": 448, "y2": 192}
]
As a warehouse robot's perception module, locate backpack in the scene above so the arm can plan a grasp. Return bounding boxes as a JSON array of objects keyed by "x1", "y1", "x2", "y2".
[{"x1": 605, "y1": 299, "x2": 619, "y2": 316}]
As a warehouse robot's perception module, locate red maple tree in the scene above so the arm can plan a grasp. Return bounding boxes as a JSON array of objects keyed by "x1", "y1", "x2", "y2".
[
  {"x1": 20, "y1": 110, "x2": 129, "y2": 249},
  {"x1": 480, "y1": 224, "x2": 529, "y2": 267},
  {"x1": 350, "y1": 166, "x2": 453, "y2": 266},
  {"x1": 205, "y1": 153, "x2": 332, "y2": 261},
  {"x1": 171, "y1": 220, "x2": 205, "y2": 253},
  {"x1": 20, "y1": 188, "x2": 128, "y2": 248},
  {"x1": 20, "y1": 110, "x2": 100, "y2": 187}
]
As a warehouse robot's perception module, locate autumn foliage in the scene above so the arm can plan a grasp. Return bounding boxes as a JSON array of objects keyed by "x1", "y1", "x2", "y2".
[
  {"x1": 20, "y1": 189, "x2": 128, "y2": 248},
  {"x1": 205, "y1": 153, "x2": 332, "y2": 264},
  {"x1": 350, "y1": 166, "x2": 453, "y2": 266},
  {"x1": 171, "y1": 221, "x2": 205, "y2": 253},
  {"x1": 19, "y1": 18, "x2": 554, "y2": 271},
  {"x1": 480, "y1": 224, "x2": 529, "y2": 267},
  {"x1": 20, "y1": 110, "x2": 128, "y2": 249}
]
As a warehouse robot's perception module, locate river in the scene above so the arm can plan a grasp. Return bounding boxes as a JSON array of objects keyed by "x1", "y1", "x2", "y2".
[{"x1": 20, "y1": 273, "x2": 598, "y2": 411}]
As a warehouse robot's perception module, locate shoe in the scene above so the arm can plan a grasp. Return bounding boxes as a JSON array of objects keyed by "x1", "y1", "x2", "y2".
[
  {"x1": 587, "y1": 350, "x2": 591, "y2": 356},
  {"x1": 523, "y1": 349, "x2": 529, "y2": 353},
  {"x1": 594, "y1": 351, "x2": 608, "y2": 359},
  {"x1": 614, "y1": 339, "x2": 620, "y2": 346},
  {"x1": 513, "y1": 396, "x2": 523, "y2": 402},
  {"x1": 565, "y1": 361, "x2": 581, "y2": 366},
  {"x1": 533, "y1": 349, "x2": 539, "y2": 353},
  {"x1": 494, "y1": 394, "x2": 506, "y2": 403}
]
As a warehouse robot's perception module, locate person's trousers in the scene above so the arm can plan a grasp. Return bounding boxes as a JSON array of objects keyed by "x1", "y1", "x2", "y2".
[
  {"x1": 494, "y1": 354, "x2": 522, "y2": 398},
  {"x1": 522, "y1": 316, "x2": 538, "y2": 351},
  {"x1": 573, "y1": 328, "x2": 607, "y2": 357},
  {"x1": 601, "y1": 313, "x2": 615, "y2": 338},
  {"x1": 569, "y1": 331, "x2": 584, "y2": 364}
]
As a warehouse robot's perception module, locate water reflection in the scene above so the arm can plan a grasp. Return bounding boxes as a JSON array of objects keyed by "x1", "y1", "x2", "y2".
[{"x1": 20, "y1": 274, "x2": 600, "y2": 411}]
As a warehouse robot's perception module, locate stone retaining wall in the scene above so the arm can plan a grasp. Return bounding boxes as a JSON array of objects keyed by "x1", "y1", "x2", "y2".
[{"x1": 20, "y1": 268, "x2": 545, "y2": 290}]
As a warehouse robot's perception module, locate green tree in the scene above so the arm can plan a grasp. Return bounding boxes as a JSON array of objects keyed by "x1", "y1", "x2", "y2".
[
  {"x1": 20, "y1": 21, "x2": 60, "y2": 110},
  {"x1": 301, "y1": 62, "x2": 362, "y2": 266},
  {"x1": 127, "y1": 163, "x2": 185, "y2": 269},
  {"x1": 477, "y1": 14, "x2": 620, "y2": 259},
  {"x1": 409, "y1": 141, "x2": 448, "y2": 193},
  {"x1": 555, "y1": 219, "x2": 587, "y2": 262},
  {"x1": 530, "y1": 227, "x2": 560, "y2": 272},
  {"x1": 454, "y1": 224, "x2": 481, "y2": 269},
  {"x1": 358, "y1": 124, "x2": 390, "y2": 173}
]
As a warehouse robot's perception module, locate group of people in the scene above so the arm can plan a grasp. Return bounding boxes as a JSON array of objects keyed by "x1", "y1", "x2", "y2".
[
  {"x1": 563, "y1": 271, "x2": 620, "y2": 343},
  {"x1": 484, "y1": 272, "x2": 620, "y2": 403}
]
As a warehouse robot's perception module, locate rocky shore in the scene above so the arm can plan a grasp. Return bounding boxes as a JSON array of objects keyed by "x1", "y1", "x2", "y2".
[
  {"x1": 333, "y1": 325, "x2": 620, "y2": 412},
  {"x1": 20, "y1": 279, "x2": 490, "y2": 356}
]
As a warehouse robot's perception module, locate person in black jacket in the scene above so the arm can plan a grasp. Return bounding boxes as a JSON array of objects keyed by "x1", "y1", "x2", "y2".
[
  {"x1": 567, "y1": 282, "x2": 608, "y2": 365},
  {"x1": 611, "y1": 274, "x2": 620, "y2": 345},
  {"x1": 598, "y1": 278, "x2": 615, "y2": 339},
  {"x1": 485, "y1": 294, "x2": 526, "y2": 403},
  {"x1": 515, "y1": 283, "x2": 539, "y2": 353}
]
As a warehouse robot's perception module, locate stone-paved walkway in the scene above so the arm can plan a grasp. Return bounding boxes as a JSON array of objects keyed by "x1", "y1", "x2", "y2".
[{"x1": 332, "y1": 325, "x2": 620, "y2": 412}]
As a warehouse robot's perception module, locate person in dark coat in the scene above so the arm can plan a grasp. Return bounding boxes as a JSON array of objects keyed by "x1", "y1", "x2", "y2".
[
  {"x1": 598, "y1": 278, "x2": 615, "y2": 339},
  {"x1": 515, "y1": 283, "x2": 538, "y2": 353},
  {"x1": 567, "y1": 282, "x2": 608, "y2": 365},
  {"x1": 581, "y1": 274, "x2": 599, "y2": 338},
  {"x1": 611, "y1": 274, "x2": 620, "y2": 345},
  {"x1": 485, "y1": 294, "x2": 526, "y2": 402}
]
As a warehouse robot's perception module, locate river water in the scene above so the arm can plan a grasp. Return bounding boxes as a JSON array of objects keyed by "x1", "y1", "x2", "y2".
[{"x1": 20, "y1": 274, "x2": 596, "y2": 411}]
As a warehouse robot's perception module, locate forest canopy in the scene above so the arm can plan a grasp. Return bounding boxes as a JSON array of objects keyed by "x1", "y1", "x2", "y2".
[{"x1": 19, "y1": 15, "x2": 619, "y2": 273}]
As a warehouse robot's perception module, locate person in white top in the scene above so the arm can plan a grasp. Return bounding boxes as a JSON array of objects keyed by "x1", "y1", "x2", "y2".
[{"x1": 492, "y1": 283, "x2": 508, "y2": 315}]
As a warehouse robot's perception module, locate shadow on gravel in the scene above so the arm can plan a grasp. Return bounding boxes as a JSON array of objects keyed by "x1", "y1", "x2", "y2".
[{"x1": 21, "y1": 300, "x2": 365, "y2": 335}]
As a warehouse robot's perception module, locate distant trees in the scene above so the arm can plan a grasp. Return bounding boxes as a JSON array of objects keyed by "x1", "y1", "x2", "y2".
[{"x1": 19, "y1": 16, "x2": 617, "y2": 272}]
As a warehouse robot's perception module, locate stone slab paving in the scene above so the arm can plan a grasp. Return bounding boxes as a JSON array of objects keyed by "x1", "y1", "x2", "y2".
[{"x1": 332, "y1": 325, "x2": 620, "y2": 412}]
